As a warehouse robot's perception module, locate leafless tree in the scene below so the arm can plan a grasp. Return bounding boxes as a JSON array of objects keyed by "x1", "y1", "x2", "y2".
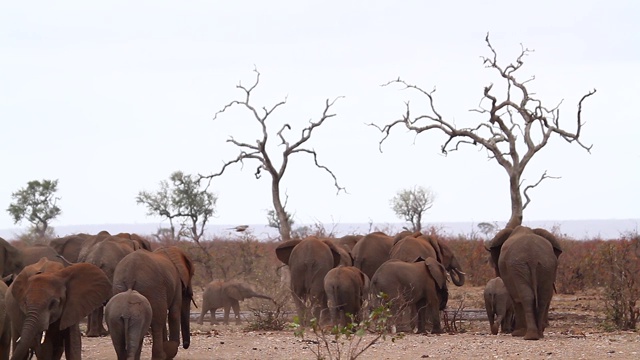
[
  {"x1": 371, "y1": 34, "x2": 596, "y2": 229},
  {"x1": 390, "y1": 186, "x2": 436, "y2": 232},
  {"x1": 202, "y1": 69, "x2": 345, "y2": 241}
]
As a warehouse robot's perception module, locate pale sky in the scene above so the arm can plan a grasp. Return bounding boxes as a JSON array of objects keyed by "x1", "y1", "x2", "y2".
[{"x1": 1, "y1": 1, "x2": 639, "y2": 232}]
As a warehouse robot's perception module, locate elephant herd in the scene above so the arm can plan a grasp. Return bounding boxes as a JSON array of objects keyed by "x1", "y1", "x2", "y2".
[
  {"x1": 0, "y1": 231, "x2": 195, "y2": 360},
  {"x1": 276, "y1": 225, "x2": 562, "y2": 341},
  {"x1": 275, "y1": 230, "x2": 466, "y2": 334}
]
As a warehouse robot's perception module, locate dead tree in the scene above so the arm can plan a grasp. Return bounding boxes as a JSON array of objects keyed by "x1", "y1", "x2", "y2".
[
  {"x1": 202, "y1": 69, "x2": 345, "y2": 241},
  {"x1": 371, "y1": 34, "x2": 596, "y2": 229}
]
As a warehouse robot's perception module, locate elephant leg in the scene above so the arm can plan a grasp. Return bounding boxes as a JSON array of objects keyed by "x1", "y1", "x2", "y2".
[
  {"x1": 292, "y1": 292, "x2": 308, "y2": 326},
  {"x1": 511, "y1": 301, "x2": 527, "y2": 337},
  {"x1": 232, "y1": 301, "x2": 241, "y2": 325},
  {"x1": 86, "y1": 308, "x2": 101, "y2": 337},
  {"x1": 150, "y1": 303, "x2": 169, "y2": 360},
  {"x1": 416, "y1": 302, "x2": 427, "y2": 334},
  {"x1": 63, "y1": 324, "x2": 82, "y2": 360},
  {"x1": 223, "y1": 305, "x2": 231, "y2": 325},
  {"x1": 493, "y1": 314, "x2": 503, "y2": 335},
  {"x1": 166, "y1": 301, "x2": 181, "y2": 356},
  {"x1": 210, "y1": 308, "x2": 219, "y2": 325},
  {"x1": 197, "y1": 306, "x2": 206, "y2": 325}
]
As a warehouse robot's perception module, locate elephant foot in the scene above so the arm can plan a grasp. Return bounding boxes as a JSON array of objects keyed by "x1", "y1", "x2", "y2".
[
  {"x1": 511, "y1": 328, "x2": 526, "y2": 337},
  {"x1": 163, "y1": 340, "x2": 179, "y2": 359},
  {"x1": 490, "y1": 323, "x2": 499, "y2": 335},
  {"x1": 524, "y1": 330, "x2": 541, "y2": 340}
]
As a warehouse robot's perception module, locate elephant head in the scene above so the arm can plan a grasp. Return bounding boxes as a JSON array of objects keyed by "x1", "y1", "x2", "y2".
[
  {"x1": 436, "y1": 240, "x2": 466, "y2": 286},
  {"x1": 488, "y1": 226, "x2": 563, "y2": 277},
  {"x1": 9, "y1": 260, "x2": 111, "y2": 359}
]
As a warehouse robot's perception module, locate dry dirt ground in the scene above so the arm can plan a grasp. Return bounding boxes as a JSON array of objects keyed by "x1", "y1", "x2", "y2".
[{"x1": 78, "y1": 287, "x2": 639, "y2": 359}]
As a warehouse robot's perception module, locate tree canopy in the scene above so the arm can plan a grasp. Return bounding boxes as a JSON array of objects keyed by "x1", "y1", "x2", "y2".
[
  {"x1": 390, "y1": 186, "x2": 436, "y2": 232},
  {"x1": 7, "y1": 179, "x2": 62, "y2": 238}
]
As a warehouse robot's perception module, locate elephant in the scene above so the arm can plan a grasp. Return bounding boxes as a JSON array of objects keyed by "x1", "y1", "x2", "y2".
[
  {"x1": 105, "y1": 288, "x2": 153, "y2": 360},
  {"x1": 484, "y1": 277, "x2": 515, "y2": 335},
  {"x1": 275, "y1": 236, "x2": 349, "y2": 325},
  {"x1": 49, "y1": 234, "x2": 88, "y2": 263},
  {"x1": 20, "y1": 244, "x2": 65, "y2": 267},
  {"x1": 0, "y1": 236, "x2": 23, "y2": 277},
  {"x1": 324, "y1": 266, "x2": 370, "y2": 327},
  {"x1": 371, "y1": 258, "x2": 448, "y2": 334},
  {"x1": 331, "y1": 234, "x2": 363, "y2": 252},
  {"x1": 6, "y1": 257, "x2": 111, "y2": 360},
  {"x1": 112, "y1": 246, "x2": 195, "y2": 360},
  {"x1": 80, "y1": 235, "x2": 141, "y2": 337},
  {"x1": 351, "y1": 231, "x2": 414, "y2": 280},
  {"x1": 0, "y1": 280, "x2": 10, "y2": 359},
  {"x1": 197, "y1": 280, "x2": 273, "y2": 325},
  {"x1": 390, "y1": 232, "x2": 466, "y2": 286},
  {"x1": 488, "y1": 225, "x2": 562, "y2": 340}
]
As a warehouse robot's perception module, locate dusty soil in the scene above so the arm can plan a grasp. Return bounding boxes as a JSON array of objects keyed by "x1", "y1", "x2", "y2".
[{"x1": 79, "y1": 287, "x2": 639, "y2": 359}]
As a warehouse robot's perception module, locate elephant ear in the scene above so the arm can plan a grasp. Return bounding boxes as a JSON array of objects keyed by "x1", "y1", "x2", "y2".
[
  {"x1": 275, "y1": 240, "x2": 302, "y2": 266},
  {"x1": 157, "y1": 247, "x2": 194, "y2": 290},
  {"x1": 424, "y1": 257, "x2": 447, "y2": 290},
  {"x1": 487, "y1": 228, "x2": 514, "y2": 277},
  {"x1": 532, "y1": 228, "x2": 563, "y2": 258},
  {"x1": 423, "y1": 235, "x2": 444, "y2": 264},
  {"x1": 59, "y1": 263, "x2": 112, "y2": 330},
  {"x1": 358, "y1": 269, "x2": 370, "y2": 293},
  {"x1": 322, "y1": 240, "x2": 344, "y2": 268},
  {"x1": 224, "y1": 284, "x2": 245, "y2": 301}
]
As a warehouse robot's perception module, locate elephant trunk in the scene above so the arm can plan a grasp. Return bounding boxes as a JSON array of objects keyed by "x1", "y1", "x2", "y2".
[
  {"x1": 180, "y1": 294, "x2": 191, "y2": 349},
  {"x1": 11, "y1": 307, "x2": 46, "y2": 360},
  {"x1": 449, "y1": 268, "x2": 466, "y2": 287}
]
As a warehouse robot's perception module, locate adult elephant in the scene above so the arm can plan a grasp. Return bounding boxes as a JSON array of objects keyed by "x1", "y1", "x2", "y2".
[
  {"x1": 0, "y1": 237, "x2": 23, "y2": 277},
  {"x1": 49, "y1": 234, "x2": 88, "y2": 263},
  {"x1": 197, "y1": 280, "x2": 273, "y2": 325},
  {"x1": 275, "y1": 236, "x2": 348, "y2": 325},
  {"x1": 20, "y1": 244, "x2": 65, "y2": 267},
  {"x1": 371, "y1": 258, "x2": 448, "y2": 334},
  {"x1": 112, "y1": 246, "x2": 195, "y2": 360},
  {"x1": 6, "y1": 258, "x2": 111, "y2": 360},
  {"x1": 351, "y1": 231, "x2": 413, "y2": 280},
  {"x1": 105, "y1": 288, "x2": 153, "y2": 360},
  {"x1": 0, "y1": 281, "x2": 10, "y2": 359},
  {"x1": 324, "y1": 266, "x2": 370, "y2": 327},
  {"x1": 390, "y1": 233, "x2": 466, "y2": 286},
  {"x1": 331, "y1": 234, "x2": 363, "y2": 252},
  {"x1": 488, "y1": 226, "x2": 562, "y2": 340},
  {"x1": 82, "y1": 236, "x2": 140, "y2": 337}
]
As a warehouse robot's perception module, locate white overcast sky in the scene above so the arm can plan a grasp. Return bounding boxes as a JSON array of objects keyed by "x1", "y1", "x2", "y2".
[{"x1": 1, "y1": 1, "x2": 639, "y2": 231}]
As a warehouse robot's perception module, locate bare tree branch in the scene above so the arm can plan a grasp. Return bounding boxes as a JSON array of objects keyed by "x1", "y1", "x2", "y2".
[
  {"x1": 522, "y1": 170, "x2": 561, "y2": 210},
  {"x1": 371, "y1": 33, "x2": 596, "y2": 228},
  {"x1": 201, "y1": 69, "x2": 345, "y2": 241}
]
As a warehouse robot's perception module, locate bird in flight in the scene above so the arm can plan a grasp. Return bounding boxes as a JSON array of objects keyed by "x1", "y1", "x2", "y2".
[{"x1": 228, "y1": 225, "x2": 249, "y2": 232}]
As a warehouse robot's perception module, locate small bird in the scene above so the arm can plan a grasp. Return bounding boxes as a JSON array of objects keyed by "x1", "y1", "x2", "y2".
[{"x1": 228, "y1": 225, "x2": 249, "y2": 232}]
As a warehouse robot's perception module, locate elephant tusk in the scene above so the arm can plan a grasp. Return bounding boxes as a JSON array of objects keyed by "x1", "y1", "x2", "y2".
[
  {"x1": 16, "y1": 336, "x2": 20, "y2": 343},
  {"x1": 456, "y1": 270, "x2": 466, "y2": 275},
  {"x1": 191, "y1": 297, "x2": 198, "y2": 309},
  {"x1": 41, "y1": 331, "x2": 47, "y2": 344}
]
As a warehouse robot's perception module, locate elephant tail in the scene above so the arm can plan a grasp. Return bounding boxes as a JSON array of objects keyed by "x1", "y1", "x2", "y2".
[
  {"x1": 529, "y1": 263, "x2": 540, "y2": 325},
  {"x1": 122, "y1": 315, "x2": 131, "y2": 354}
]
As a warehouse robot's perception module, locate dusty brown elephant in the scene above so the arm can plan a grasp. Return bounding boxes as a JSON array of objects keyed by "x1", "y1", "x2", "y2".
[
  {"x1": 351, "y1": 231, "x2": 413, "y2": 280},
  {"x1": 80, "y1": 235, "x2": 141, "y2": 337},
  {"x1": 390, "y1": 232, "x2": 466, "y2": 286},
  {"x1": 488, "y1": 226, "x2": 562, "y2": 340},
  {"x1": 330, "y1": 234, "x2": 363, "y2": 252},
  {"x1": 49, "y1": 234, "x2": 88, "y2": 263},
  {"x1": 275, "y1": 236, "x2": 349, "y2": 325},
  {"x1": 6, "y1": 258, "x2": 111, "y2": 360},
  {"x1": 20, "y1": 244, "x2": 65, "y2": 267},
  {"x1": 112, "y1": 246, "x2": 195, "y2": 360},
  {"x1": 0, "y1": 280, "x2": 10, "y2": 359},
  {"x1": 484, "y1": 277, "x2": 515, "y2": 335},
  {"x1": 371, "y1": 258, "x2": 448, "y2": 334},
  {"x1": 197, "y1": 280, "x2": 273, "y2": 325},
  {"x1": 105, "y1": 288, "x2": 153, "y2": 360},
  {"x1": 324, "y1": 265, "x2": 370, "y2": 327}
]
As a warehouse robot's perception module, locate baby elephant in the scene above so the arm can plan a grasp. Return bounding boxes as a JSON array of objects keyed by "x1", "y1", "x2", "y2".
[
  {"x1": 105, "y1": 289, "x2": 153, "y2": 360},
  {"x1": 324, "y1": 266, "x2": 370, "y2": 326},
  {"x1": 484, "y1": 277, "x2": 515, "y2": 335},
  {"x1": 198, "y1": 280, "x2": 273, "y2": 325}
]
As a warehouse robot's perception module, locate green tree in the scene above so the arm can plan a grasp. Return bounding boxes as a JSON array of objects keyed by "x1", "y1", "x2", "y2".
[
  {"x1": 372, "y1": 34, "x2": 595, "y2": 229},
  {"x1": 390, "y1": 186, "x2": 436, "y2": 232},
  {"x1": 266, "y1": 209, "x2": 294, "y2": 231},
  {"x1": 136, "y1": 171, "x2": 217, "y2": 245},
  {"x1": 7, "y1": 179, "x2": 62, "y2": 238}
]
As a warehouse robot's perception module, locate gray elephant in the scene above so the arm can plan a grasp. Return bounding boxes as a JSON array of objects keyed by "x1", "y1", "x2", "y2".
[
  {"x1": 0, "y1": 280, "x2": 10, "y2": 359},
  {"x1": 390, "y1": 232, "x2": 465, "y2": 286},
  {"x1": 275, "y1": 236, "x2": 349, "y2": 325},
  {"x1": 20, "y1": 244, "x2": 65, "y2": 267},
  {"x1": 197, "y1": 280, "x2": 273, "y2": 325},
  {"x1": 49, "y1": 234, "x2": 88, "y2": 263},
  {"x1": 0, "y1": 237, "x2": 23, "y2": 277},
  {"x1": 112, "y1": 246, "x2": 195, "y2": 360},
  {"x1": 6, "y1": 258, "x2": 111, "y2": 360},
  {"x1": 488, "y1": 226, "x2": 562, "y2": 340},
  {"x1": 484, "y1": 277, "x2": 515, "y2": 335},
  {"x1": 105, "y1": 288, "x2": 153, "y2": 360},
  {"x1": 351, "y1": 231, "x2": 414, "y2": 281},
  {"x1": 371, "y1": 258, "x2": 448, "y2": 334},
  {"x1": 324, "y1": 266, "x2": 370, "y2": 327}
]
